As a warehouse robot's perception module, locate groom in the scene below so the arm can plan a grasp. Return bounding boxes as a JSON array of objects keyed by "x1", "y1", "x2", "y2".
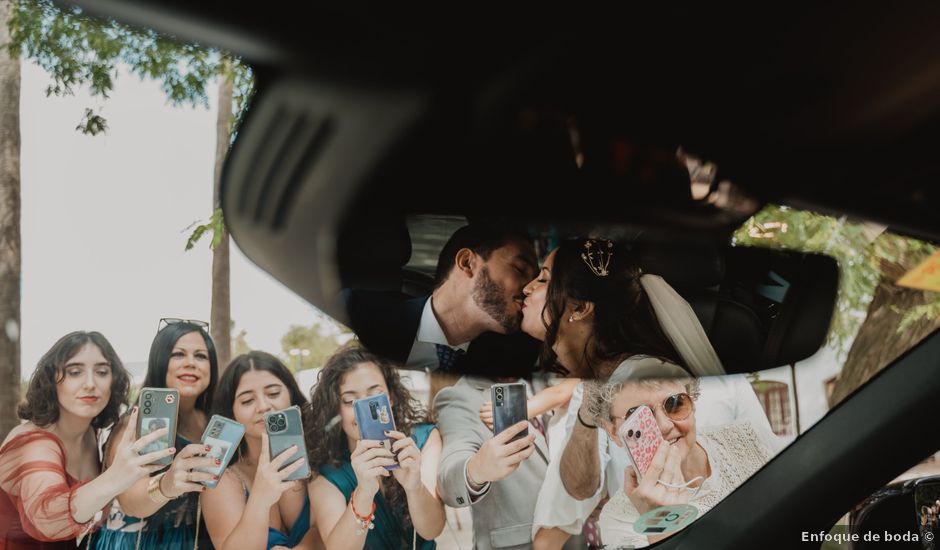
[{"x1": 342, "y1": 222, "x2": 541, "y2": 378}]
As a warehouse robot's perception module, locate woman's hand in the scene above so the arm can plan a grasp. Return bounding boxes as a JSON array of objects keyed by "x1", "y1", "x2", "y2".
[
  {"x1": 350, "y1": 439, "x2": 395, "y2": 499},
  {"x1": 104, "y1": 407, "x2": 177, "y2": 493},
  {"x1": 388, "y1": 431, "x2": 422, "y2": 493},
  {"x1": 624, "y1": 443, "x2": 690, "y2": 516},
  {"x1": 161, "y1": 442, "x2": 221, "y2": 498},
  {"x1": 479, "y1": 401, "x2": 494, "y2": 430},
  {"x1": 249, "y1": 432, "x2": 307, "y2": 510}
]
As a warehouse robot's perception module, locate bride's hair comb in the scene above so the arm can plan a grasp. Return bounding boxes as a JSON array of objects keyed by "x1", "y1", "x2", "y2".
[{"x1": 581, "y1": 238, "x2": 614, "y2": 277}]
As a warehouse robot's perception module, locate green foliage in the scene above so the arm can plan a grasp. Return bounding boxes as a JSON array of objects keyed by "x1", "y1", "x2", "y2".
[
  {"x1": 280, "y1": 321, "x2": 353, "y2": 373},
  {"x1": 6, "y1": 0, "x2": 253, "y2": 134},
  {"x1": 184, "y1": 206, "x2": 225, "y2": 251},
  {"x1": 734, "y1": 205, "x2": 938, "y2": 357},
  {"x1": 231, "y1": 320, "x2": 252, "y2": 356}
]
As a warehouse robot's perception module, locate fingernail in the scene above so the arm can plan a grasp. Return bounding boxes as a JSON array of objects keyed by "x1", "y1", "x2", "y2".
[
  {"x1": 205, "y1": 445, "x2": 211, "y2": 452},
  {"x1": 168, "y1": 448, "x2": 176, "y2": 453},
  {"x1": 383, "y1": 430, "x2": 390, "y2": 435},
  {"x1": 213, "y1": 475, "x2": 219, "y2": 480},
  {"x1": 133, "y1": 406, "x2": 138, "y2": 413},
  {"x1": 215, "y1": 459, "x2": 221, "y2": 465}
]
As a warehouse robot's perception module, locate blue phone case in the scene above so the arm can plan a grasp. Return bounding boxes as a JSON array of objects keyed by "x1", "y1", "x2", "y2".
[
  {"x1": 198, "y1": 415, "x2": 246, "y2": 488},
  {"x1": 264, "y1": 406, "x2": 311, "y2": 481},
  {"x1": 354, "y1": 393, "x2": 399, "y2": 470}
]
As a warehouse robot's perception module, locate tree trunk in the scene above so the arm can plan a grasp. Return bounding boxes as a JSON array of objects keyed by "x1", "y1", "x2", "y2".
[
  {"x1": 210, "y1": 61, "x2": 233, "y2": 371},
  {"x1": 829, "y1": 258, "x2": 940, "y2": 406},
  {"x1": 0, "y1": 0, "x2": 23, "y2": 439}
]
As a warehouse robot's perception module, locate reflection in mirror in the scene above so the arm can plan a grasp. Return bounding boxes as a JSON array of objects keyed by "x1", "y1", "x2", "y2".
[
  {"x1": 825, "y1": 452, "x2": 940, "y2": 550},
  {"x1": 338, "y1": 215, "x2": 839, "y2": 380}
]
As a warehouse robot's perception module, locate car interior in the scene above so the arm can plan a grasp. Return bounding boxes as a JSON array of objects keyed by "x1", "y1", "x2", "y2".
[{"x1": 57, "y1": 1, "x2": 940, "y2": 548}]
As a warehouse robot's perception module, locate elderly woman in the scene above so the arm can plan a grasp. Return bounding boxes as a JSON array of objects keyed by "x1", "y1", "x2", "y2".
[{"x1": 592, "y1": 364, "x2": 777, "y2": 548}]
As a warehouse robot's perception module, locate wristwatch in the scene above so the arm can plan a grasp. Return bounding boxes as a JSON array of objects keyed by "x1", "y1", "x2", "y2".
[{"x1": 147, "y1": 472, "x2": 175, "y2": 504}]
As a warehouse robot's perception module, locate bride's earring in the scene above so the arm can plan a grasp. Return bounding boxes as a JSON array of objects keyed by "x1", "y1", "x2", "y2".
[{"x1": 568, "y1": 315, "x2": 574, "y2": 322}]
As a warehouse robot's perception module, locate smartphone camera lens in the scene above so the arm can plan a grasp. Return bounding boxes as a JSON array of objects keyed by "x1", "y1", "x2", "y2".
[
  {"x1": 636, "y1": 431, "x2": 641, "y2": 439},
  {"x1": 370, "y1": 401, "x2": 378, "y2": 420},
  {"x1": 627, "y1": 429, "x2": 634, "y2": 438},
  {"x1": 267, "y1": 414, "x2": 286, "y2": 433}
]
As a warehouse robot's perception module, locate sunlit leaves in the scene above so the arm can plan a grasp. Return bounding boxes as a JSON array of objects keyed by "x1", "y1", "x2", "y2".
[
  {"x1": 734, "y1": 205, "x2": 938, "y2": 357},
  {"x1": 6, "y1": 0, "x2": 253, "y2": 135}
]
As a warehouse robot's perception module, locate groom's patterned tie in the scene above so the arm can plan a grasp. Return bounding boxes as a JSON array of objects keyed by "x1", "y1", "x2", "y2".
[{"x1": 435, "y1": 344, "x2": 466, "y2": 372}]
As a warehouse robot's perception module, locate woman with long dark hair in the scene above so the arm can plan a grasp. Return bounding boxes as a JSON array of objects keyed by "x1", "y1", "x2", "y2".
[
  {"x1": 306, "y1": 345, "x2": 444, "y2": 550},
  {"x1": 95, "y1": 320, "x2": 220, "y2": 550},
  {"x1": 0, "y1": 331, "x2": 169, "y2": 549},
  {"x1": 201, "y1": 351, "x2": 321, "y2": 550}
]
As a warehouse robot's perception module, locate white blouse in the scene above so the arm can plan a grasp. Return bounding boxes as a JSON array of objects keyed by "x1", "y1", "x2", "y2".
[{"x1": 598, "y1": 422, "x2": 774, "y2": 548}]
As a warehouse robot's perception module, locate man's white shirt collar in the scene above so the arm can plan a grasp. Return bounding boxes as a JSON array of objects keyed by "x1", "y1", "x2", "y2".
[{"x1": 417, "y1": 297, "x2": 470, "y2": 351}]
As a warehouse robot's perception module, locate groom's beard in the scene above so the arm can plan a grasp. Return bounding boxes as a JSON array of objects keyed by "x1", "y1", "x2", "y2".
[{"x1": 473, "y1": 266, "x2": 521, "y2": 334}]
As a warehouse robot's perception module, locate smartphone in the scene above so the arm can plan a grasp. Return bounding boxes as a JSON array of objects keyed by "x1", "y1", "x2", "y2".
[
  {"x1": 353, "y1": 393, "x2": 399, "y2": 470},
  {"x1": 198, "y1": 415, "x2": 246, "y2": 488},
  {"x1": 264, "y1": 406, "x2": 311, "y2": 481},
  {"x1": 619, "y1": 405, "x2": 665, "y2": 479},
  {"x1": 136, "y1": 388, "x2": 180, "y2": 466},
  {"x1": 491, "y1": 382, "x2": 528, "y2": 442}
]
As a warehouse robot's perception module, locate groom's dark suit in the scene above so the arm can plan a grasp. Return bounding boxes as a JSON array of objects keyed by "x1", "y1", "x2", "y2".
[{"x1": 342, "y1": 289, "x2": 539, "y2": 378}]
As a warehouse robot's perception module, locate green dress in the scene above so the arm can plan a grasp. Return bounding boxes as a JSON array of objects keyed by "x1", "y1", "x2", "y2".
[{"x1": 318, "y1": 423, "x2": 437, "y2": 550}]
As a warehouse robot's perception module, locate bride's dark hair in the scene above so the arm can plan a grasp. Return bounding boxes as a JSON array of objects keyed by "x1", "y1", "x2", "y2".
[{"x1": 541, "y1": 237, "x2": 686, "y2": 378}]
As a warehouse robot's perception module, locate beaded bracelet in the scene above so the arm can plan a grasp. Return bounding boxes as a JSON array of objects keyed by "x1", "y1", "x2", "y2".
[{"x1": 350, "y1": 489, "x2": 376, "y2": 535}]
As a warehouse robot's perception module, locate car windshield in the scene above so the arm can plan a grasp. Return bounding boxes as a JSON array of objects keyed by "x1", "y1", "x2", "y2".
[{"x1": 5, "y1": 2, "x2": 940, "y2": 549}]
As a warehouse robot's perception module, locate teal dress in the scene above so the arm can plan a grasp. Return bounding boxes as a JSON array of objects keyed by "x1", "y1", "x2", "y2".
[
  {"x1": 319, "y1": 423, "x2": 437, "y2": 550},
  {"x1": 94, "y1": 435, "x2": 213, "y2": 550}
]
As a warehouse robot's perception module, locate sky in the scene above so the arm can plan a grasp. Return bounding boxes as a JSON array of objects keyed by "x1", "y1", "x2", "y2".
[{"x1": 19, "y1": 59, "x2": 337, "y2": 380}]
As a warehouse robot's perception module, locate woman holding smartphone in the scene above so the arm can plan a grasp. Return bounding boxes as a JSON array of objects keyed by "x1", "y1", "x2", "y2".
[
  {"x1": 519, "y1": 237, "x2": 775, "y2": 550},
  {"x1": 305, "y1": 345, "x2": 444, "y2": 550},
  {"x1": 95, "y1": 320, "x2": 220, "y2": 550},
  {"x1": 201, "y1": 351, "x2": 322, "y2": 550},
  {"x1": 0, "y1": 331, "x2": 172, "y2": 549},
  {"x1": 594, "y1": 370, "x2": 776, "y2": 547}
]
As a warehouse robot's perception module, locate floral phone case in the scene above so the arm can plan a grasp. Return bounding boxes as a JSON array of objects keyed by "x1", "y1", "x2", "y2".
[{"x1": 619, "y1": 405, "x2": 665, "y2": 479}]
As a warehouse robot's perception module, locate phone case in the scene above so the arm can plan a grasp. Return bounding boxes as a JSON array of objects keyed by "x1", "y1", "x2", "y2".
[
  {"x1": 198, "y1": 415, "x2": 246, "y2": 488},
  {"x1": 491, "y1": 382, "x2": 528, "y2": 442},
  {"x1": 354, "y1": 393, "x2": 399, "y2": 470},
  {"x1": 136, "y1": 388, "x2": 180, "y2": 466},
  {"x1": 619, "y1": 405, "x2": 665, "y2": 479},
  {"x1": 264, "y1": 406, "x2": 311, "y2": 481}
]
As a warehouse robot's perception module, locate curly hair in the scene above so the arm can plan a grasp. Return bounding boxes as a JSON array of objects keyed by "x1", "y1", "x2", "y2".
[
  {"x1": 17, "y1": 331, "x2": 130, "y2": 430},
  {"x1": 541, "y1": 237, "x2": 686, "y2": 378},
  {"x1": 304, "y1": 344, "x2": 428, "y2": 533},
  {"x1": 585, "y1": 367, "x2": 701, "y2": 427}
]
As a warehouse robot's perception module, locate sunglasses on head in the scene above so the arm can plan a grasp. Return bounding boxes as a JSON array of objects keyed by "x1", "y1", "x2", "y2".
[
  {"x1": 615, "y1": 392, "x2": 694, "y2": 423},
  {"x1": 157, "y1": 318, "x2": 210, "y2": 334}
]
